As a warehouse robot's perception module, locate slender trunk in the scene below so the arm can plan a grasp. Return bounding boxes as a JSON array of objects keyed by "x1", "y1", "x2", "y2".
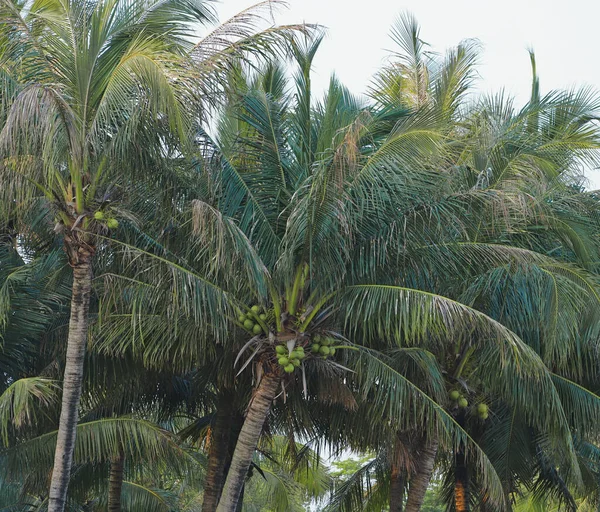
[
  {"x1": 455, "y1": 447, "x2": 469, "y2": 512},
  {"x1": 216, "y1": 372, "x2": 280, "y2": 512},
  {"x1": 202, "y1": 396, "x2": 234, "y2": 512},
  {"x1": 48, "y1": 249, "x2": 93, "y2": 512},
  {"x1": 404, "y1": 436, "x2": 439, "y2": 512},
  {"x1": 389, "y1": 464, "x2": 405, "y2": 512},
  {"x1": 108, "y1": 448, "x2": 125, "y2": 512}
]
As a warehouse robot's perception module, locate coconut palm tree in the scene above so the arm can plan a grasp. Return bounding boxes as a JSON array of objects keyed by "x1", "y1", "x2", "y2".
[
  {"x1": 89, "y1": 38, "x2": 591, "y2": 512},
  {"x1": 325, "y1": 15, "x2": 600, "y2": 511},
  {"x1": 0, "y1": 0, "x2": 208, "y2": 506}
]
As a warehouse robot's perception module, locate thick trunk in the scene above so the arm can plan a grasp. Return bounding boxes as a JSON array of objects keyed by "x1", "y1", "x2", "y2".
[
  {"x1": 455, "y1": 448, "x2": 469, "y2": 512},
  {"x1": 404, "y1": 436, "x2": 439, "y2": 512},
  {"x1": 108, "y1": 448, "x2": 125, "y2": 512},
  {"x1": 202, "y1": 396, "x2": 235, "y2": 512},
  {"x1": 389, "y1": 464, "x2": 405, "y2": 512},
  {"x1": 48, "y1": 249, "x2": 93, "y2": 512},
  {"x1": 216, "y1": 372, "x2": 280, "y2": 512}
]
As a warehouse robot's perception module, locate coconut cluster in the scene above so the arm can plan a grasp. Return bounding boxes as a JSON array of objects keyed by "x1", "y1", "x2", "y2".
[
  {"x1": 93, "y1": 210, "x2": 119, "y2": 229},
  {"x1": 310, "y1": 335, "x2": 335, "y2": 358},
  {"x1": 448, "y1": 390, "x2": 489, "y2": 420},
  {"x1": 476, "y1": 403, "x2": 488, "y2": 420},
  {"x1": 275, "y1": 344, "x2": 305, "y2": 373},
  {"x1": 238, "y1": 305, "x2": 269, "y2": 335}
]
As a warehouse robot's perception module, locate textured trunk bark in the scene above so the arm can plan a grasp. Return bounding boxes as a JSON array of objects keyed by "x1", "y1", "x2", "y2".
[
  {"x1": 48, "y1": 249, "x2": 93, "y2": 512},
  {"x1": 107, "y1": 448, "x2": 125, "y2": 512},
  {"x1": 404, "y1": 436, "x2": 439, "y2": 512},
  {"x1": 455, "y1": 448, "x2": 470, "y2": 512},
  {"x1": 234, "y1": 484, "x2": 244, "y2": 512},
  {"x1": 202, "y1": 396, "x2": 235, "y2": 512},
  {"x1": 389, "y1": 464, "x2": 405, "y2": 512},
  {"x1": 216, "y1": 372, "x2": 280, "y2": 512}
]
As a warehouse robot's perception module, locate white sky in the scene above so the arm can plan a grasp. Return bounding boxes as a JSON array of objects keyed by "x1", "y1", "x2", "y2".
[{"x1": 214, "y1": 0, "x2": 600, "y2": 187}]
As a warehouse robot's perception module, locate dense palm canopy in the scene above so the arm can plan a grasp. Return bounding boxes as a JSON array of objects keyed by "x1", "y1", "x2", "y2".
[{"x1": 1, "y1": 3, "x2": 600, "y2": 512}]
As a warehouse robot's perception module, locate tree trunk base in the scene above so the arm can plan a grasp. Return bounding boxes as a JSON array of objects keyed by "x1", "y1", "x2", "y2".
[
  {"x1": 404, "y1": 436, "x2": 439, "y2": 512},
  {"x1": 216, "y1": 371, "x2": 280, "y2": 512}
]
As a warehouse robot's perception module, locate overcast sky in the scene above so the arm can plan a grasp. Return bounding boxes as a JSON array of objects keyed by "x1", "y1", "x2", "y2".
[{"x1": 215, "y1": 0, "x2": 600, "y2": 187}]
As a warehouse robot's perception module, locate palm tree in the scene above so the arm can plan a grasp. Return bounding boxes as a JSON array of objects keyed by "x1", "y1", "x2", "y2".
[
  {"x1": 90, "y1": 39, "x2": 586, "y2": 512},
  {"x1": 328, "y1": 15, "x2": 600, "y2": 511},
  {"x1": 0, "y1": 0, "x2": 209, "y2": 506}
]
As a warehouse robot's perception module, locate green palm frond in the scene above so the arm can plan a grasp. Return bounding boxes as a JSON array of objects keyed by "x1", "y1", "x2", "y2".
[
  {"x1": 120, "y1": 481, "x2": 179, "y2": 512},
  {"x1": 96, "y1": 234, "x2": 238, "y2": 345},
  {"x1": 0, "y1": 378, "x2": 58, "y2": 446},
  {"x1": 339, "y1": 285, "x2": 578, "y2": 461},
  {"x1": 551, "y1": 374, "x2": 600, "y2": 435},
  {"x1": 386, "y1": 12, "x2": 432, "y2": 108},
  {"x1": 206, "y1": 129, "x2": 283, "y2": 267},
  {"x1": 191, "y1": 1, "x2": 317, "y2": 104},
  {"x1": 2, "y1": 418, "x2": 199, "y2": 490},
  {"x1": 431, "y1": 38, "x2": 480, "y2": 120},
  {"x1": 325, "y1": 455, "x2": 387, "y2": 512}
]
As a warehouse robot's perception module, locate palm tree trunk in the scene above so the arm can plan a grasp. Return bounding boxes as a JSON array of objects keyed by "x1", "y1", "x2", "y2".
[
  {"x1": 202, "y1": 396, "x2": 235, "y2": 512},
  {"x1": 389, "y1": 464, "x2": 405, "y2": 512},
  {"x1": 108, "y1": 448, "x2": 125, "y2": 512},
  {"x1": 48, "y1": 249, "x2": 93, "y2": 512},
  {"x1": 454, "y1": 407, "x2": 469, "y2": 512},
  {"x1": 216, "y1": 372, "x2": 280, "y2": 512},
  {"x1": 404, "y1": 436, "x2": 439, "y2": 512},
  {"x1": 455, "y1": 447, "x2": 469, "y2": 512}
]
